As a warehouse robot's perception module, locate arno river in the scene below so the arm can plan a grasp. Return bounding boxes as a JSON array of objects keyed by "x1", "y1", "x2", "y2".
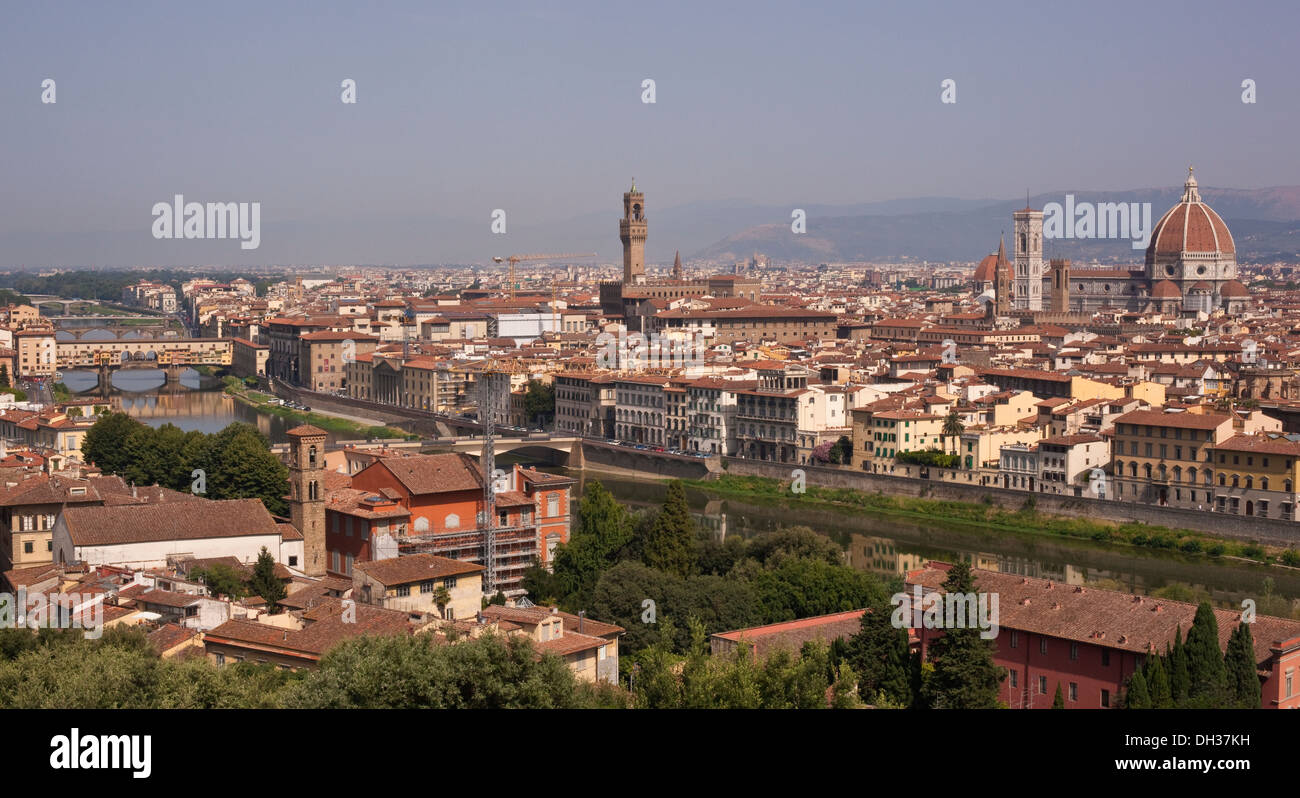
[
  {"x1": 82, "y1": 373, "x2": 1300, "y2": 612},
  {"x1": 61, "y1": 368, "x2": 329, "y2": 441}
]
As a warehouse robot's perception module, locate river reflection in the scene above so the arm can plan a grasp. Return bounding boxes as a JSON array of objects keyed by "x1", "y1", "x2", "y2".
[
  {"x1": 61, "y1": 370, "x2": 340, "y2": 443},
  {"x1": 559, "y1": 469, "x2": 1300, "y2": 613}
]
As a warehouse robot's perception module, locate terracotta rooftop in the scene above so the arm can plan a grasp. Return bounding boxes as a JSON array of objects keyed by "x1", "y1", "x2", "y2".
[{"x1": 354, "y1": 553, "x2": 484, "y2": 587}]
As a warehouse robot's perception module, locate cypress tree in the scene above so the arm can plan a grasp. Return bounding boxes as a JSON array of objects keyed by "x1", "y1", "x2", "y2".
[
  {"x1": 1168, "y1": 627, "x2": 1190, "y2": 705},
  {"x1": 908, "y1": 649, "x2": 927, "y2": 710},
  {"x1": 1051, "y1": 683, "x2": 1065, "y2": 709},
  {"x1": 846, "y1": 603, "x2": 912, "y2": 707},
  {"x1": 923, "y1": 561, "x2": 1004, "y2": 709},
  {"x1": 1184, "y1": 602, "x2": 1229, "y2": 705},
  {"x1": 1224, "y1": 621, "x2": 1262, "y2": 709},
  {"x1": 640, "y1": 480, "x2": 697, "y2": 577},
  {"x1": 1125, "y1": 670, "x2": 1151, "y2": 709},
  {"x1": 250, "y1": 546, "x2": 287, "y2": 611},
  {"x1": 1146, "y1": 655, "x2": 1173, "y2": 708}
]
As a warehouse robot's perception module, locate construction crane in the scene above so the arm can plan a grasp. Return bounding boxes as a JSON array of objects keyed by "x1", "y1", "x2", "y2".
[{"x1": 492, "y1": 253, "x2": 596, "y2": 299}]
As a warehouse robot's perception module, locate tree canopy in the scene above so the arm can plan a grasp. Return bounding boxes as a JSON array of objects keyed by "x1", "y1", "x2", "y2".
[{"x1": 82, "y1": 414, "x2": 289, "y2": 515}]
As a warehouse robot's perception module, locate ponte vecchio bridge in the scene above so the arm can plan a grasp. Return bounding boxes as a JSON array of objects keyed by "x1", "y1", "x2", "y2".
[{"x1": 56, "y1": 337, "x2": 233, "y2": 382}]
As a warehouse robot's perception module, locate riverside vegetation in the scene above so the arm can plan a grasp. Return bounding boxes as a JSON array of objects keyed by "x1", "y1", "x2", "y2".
[{"x1": 689, "y1": 474, "x2": 1300, "y2": 568}]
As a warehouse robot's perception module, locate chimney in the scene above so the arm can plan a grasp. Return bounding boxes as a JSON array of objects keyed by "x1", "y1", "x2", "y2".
[{"x1": 579, "y1": 609, "x2": 585, "y2": 634}]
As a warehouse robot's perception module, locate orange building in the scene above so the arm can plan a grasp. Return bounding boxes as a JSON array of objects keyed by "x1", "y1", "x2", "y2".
[{"x1": 337, "y1": 453, "x2": 574, "y2": 595}]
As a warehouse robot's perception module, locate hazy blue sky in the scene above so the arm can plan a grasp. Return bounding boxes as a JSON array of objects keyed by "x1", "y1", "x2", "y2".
[{"x1": 2, "y1": 0, "x2": 1297, "y2": 266}]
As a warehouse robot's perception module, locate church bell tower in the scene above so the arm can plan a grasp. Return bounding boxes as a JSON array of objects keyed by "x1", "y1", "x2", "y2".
[{"x1": 287, "y1": 424, "x2": 327, "y2": 577}]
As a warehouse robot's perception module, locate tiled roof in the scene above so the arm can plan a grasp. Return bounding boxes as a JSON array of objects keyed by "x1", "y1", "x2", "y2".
[
  {"x1": 148, "y1": 623, "x2": 199, "y2": 654},
  {"x1": 908, "y1": 565, "x2": 1300, "y2": 665},
  {"x1": 204, "y1": 598, "x2": 411, "y2": 659},
  {"x1": 369, "y1": 453, "x2": 483, "y2": 495},
  {"x1": 354, "y1": 553, "x2": 484, "y2": 586},
  {"x1": 138, "y1": 588, "x2": 202, "y2": 608},
  {"x1": 1113, "y1": 408, "x2": 1232, "y2": 430},
  {"x1": 63, "y1": 498, "x2": 280, "y2": 547},
  {"x1": 712, "y1": 610, "x2": 865, "y2": 659}
]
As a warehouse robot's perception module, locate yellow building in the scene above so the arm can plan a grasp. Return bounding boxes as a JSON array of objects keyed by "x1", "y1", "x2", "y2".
[
  {"x1": 1210, "y1": 434, "x2": 1300, "y2": 520},
  {"x1": 990, "y1": 391, "x2": 1042, "y2": 427},
  {"x1": 957, "y1": 425, "x2": 1046, "y2": 471},
  {"x1": 851, "y1": 408, "x2": 943, "y2": 472},
  {"x1": 352, "y1": 554, "x2": 484, "y2": 621},
  {"x1": 1110, "y1": 409, "x2": 1234, "y2": 510}
]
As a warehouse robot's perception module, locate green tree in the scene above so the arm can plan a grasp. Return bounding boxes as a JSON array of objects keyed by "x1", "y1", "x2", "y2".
[
  {"x1": 283, "y1": 633, "x2": 610, "y2": 709},
  {"x1": 192, "y1": 563, "x2": 248, "y2": 599},
  {"x1": 1168, "y1": 627, "x2": 1190, "y2": 704},
  {"x1": 640, "y1": 480, "x2": 697, "y2": 577},
  {"x1": 539, "y1": 480, "x2": 636, "y2": 607},
  {"x1": 1184, "y1": 602, "x2": 1229, "y2": 706},
  {"x1": 1052, "y1": 682, "x2": 1065, "y2": 709},
  {"x1": 743, "y1": 526, "x2": 844, "y2": 567},
  {"x1": 523, "y1": 379, "x2": 555, "y2": 427},
  {"x1": 923, "y1": 561, "x2": 1004, "y2": 709},
  {"x1": 735, "y1": 555, "x2": 886, "y2": 623},
  {"x1": 845, "y1": 602, "x2": 913, "y2": 707},
  {"x1": 249, "y1": 546, "x2": 286, "y2": 610},
  {"x1": 1125, "y1": 670, "x2": 1151, "y2": 709},
  {"x1": 828, "y1": 435, "x2": 853, "y2": 465},
  {"x1": 197, "y1": 424, "x2": 290, "y2": 515},
  {"x1": 82, "y1": 412, "x2": 145, "y2": 475},
  {"x1": 1146, "y1": 655, "x2": 1173, "y2": 708},
  {"x1": 1224, "y1": 621, "x2": 1261, "y2": 709},
  {"x1": 0, "y1": 364, "x2": 9, "y2": 389}
]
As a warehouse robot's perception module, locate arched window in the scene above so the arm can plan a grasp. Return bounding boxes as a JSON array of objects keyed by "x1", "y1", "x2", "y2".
[
  {"x1": 1129, "y1": 462, "x2": 1137, "y2": 478},
  {"x1": 444, "y1": 514, "x2": 459, "y2": 530},
  {"x1": 309, "y1": 445, "x2": 318, "y2": 468},
  {"x1": 1232, "y1": 475, "x2": 1240, "y2": 488},
  {"x1": 1286, "y1": 479, "x2": 1294, "y2": 493},
  {"x1": 414, "y1": 517, "x2": 430, "y2": 533},
  {"x1": 1143, "y1": 463, "x2": 1152, "y2": 479},
  {"x1": 1188, "y1": 468, "x2": 1197, "y2": 484},
  {"x1": 1245, "y1": 476, "x2": 1254, "y2": 490},
  {"x1": 1172, "y1": 466, "x2": 1182, "y2": 483},
  {"x1": 1218, "y1": 474, "x2": 1226, "y2": 486},
  {"x1": 1262, "y1": 477, "x2": 1269, "y2": 491}
]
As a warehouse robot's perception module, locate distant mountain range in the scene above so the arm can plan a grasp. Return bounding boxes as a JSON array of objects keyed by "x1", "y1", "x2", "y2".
[
  {"x1": 5, "y1": 186, "x2": 1300, "y2": 269},
  {"x1": 686, "y1": 186, "x2": 1300, "y2": 266}
]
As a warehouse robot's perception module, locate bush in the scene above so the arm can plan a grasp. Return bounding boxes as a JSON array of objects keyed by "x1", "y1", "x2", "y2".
[
  {"x1": 895, "y1": 449, "x2": 959, "y2": 468},
  {"x1": 1179, "y1": 539, "x2": 1203, "y2": 554},
  {"x1": 1280, "y1": 549, "x2": 1300, "y2": 567},
  {"x1": 1243, "y1": 544, "x2": 1266, "y2": 560}
]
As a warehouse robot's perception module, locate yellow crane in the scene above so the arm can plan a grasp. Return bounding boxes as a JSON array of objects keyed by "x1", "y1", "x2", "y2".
[{"x1": 492, "y1": 252, "x2": 596, "y2": 299}]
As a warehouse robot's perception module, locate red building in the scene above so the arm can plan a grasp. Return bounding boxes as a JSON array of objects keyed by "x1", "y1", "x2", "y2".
[
  {"x1": 908, "y1": 563, "x2": 1300, "y2": 709},
  {"x1": 325, "y1": 453, "x2": 574, "y2": 595}
]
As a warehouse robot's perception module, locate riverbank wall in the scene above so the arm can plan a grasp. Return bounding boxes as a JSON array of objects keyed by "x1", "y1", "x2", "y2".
[
  {"x1": 270, "y1": 383, "x2": 462, "y2": 437},
  {"x1": 580, "y1": 440, "x2": 718, "y2": 480},
  {"x1": 721, "y1": 459, "x2": 1300, "y2": 548}
]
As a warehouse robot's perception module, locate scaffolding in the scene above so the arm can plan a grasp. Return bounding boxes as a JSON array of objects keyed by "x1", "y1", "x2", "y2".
[{"x1": 394, "y1": 523, "x2": 537, "y2": 593}]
